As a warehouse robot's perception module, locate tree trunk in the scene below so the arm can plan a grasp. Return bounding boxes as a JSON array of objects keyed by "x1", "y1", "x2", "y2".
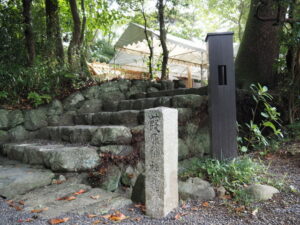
[
  {"x1": 157, "y1": 0, "x2": 169, "y2": 80},
  {"x1": 22, "y1": 0, "x2": 35, "y2": 66},
  {"x1": 68, "y1": 0, "x2": 81, "y2": 68},
  {"x1": 45, "y1": 0, "x2": 64, "y2": 63},
  {"x1": 79, "y1": 0, "x2": 86, "y2": 46},
  {"x1": 235, "y1": 0, "x2": 283, "y2": 89}
]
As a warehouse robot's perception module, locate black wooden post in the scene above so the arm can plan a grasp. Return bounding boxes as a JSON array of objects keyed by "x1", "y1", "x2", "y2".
[{"x1": 205, "y1": 32, "x2": 237, "y2": 160}]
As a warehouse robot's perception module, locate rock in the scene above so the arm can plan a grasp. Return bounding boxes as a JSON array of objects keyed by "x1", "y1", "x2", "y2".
[
  {"x1": 81, "y1": 86, "x2": 101, "y2": 99},
  {"x1": 63, "y1": 92, "x2": 85, "y2": 111},
  {"x1": 0, "y1": 158, "x2": 54, "y2": 199},
  {"x1": 127, "y1": 83, "x2": 148, "y2": 98},
  {"x1": 77, "y1": 99, "x2": 102, "y2": 114},
  {"x1": 147, "y1": 87, "x2": 159, "y2": 93},
  {"x1": 92, "y1": 112, "x2": 111, "y2": 125},
  {"x1": 58, "y1": 111, "x2": 76, "y2": 126},
  {"x1": 216, "y1": 186, "x2": 226, "y2": 198},
  {"x1": 179, "y1": 139, "x2": 189, "y2": 160},
  {"x1": 99, "y1": 165, "x2": 122, "y2": 192},
  {"x1": 131, "y1": 125, "x2": 144, "y2": 143},
  {"x1": 110, "y1": 110, "x2": 140, "y2": 126},
  {"x1": 177, "y1": 108, "x2": 193, "y2": 124},
  {"x1": 179, "y1": 177, "x2": 215, "y2": 200},
  {"x1": 131, "y1": 173, "x2": 145, "y2": 203},
  {"x1": 24, "y1": 108, "x2": 48, "y2": 131},
  {"x1": 99, "y1": 145, "x2": 133, "y2": 157},
  {"x1": 245, "y1": 184, "x2": 279, "y2": 201},
  {"x1": 118, "y1": 100, "x2": 133, "y2": 111},
  {"x1": 154, "y1": 96, "x2": 172, "y2": 107},
  {"x1": 91, "y1": 126, "x2": 132, "y2": 146},
  {"x1": 47, "y1": 99, "x2": 63, "y2": 116},
  {"x1": 8, "y1": 125, "x2": 29, "y2": 141},
  {"x1": 11, "y1": 180, "x2": 132, "y2": 219},
  {"x1": 160, "y1": 80, "x2": 174, "y2": 90},
  {"x1": 0, "y1": 130, "x2": 9, "y2": 143},
  {"x1": 74, "y1": 113, "x2": 94, "y2": 125},
  {"x1": 121, "y1": 165, "x2": 138, "y2": 187},
  {"x1": 172, "y1": 94, "x2": 207, "y2": 108},
  {"x1": 0, "y1": 109, "x2": 9, "y2": 130},
  {"x1": 102, "y1": 100, "x2": 119, "y2": 112},
  {"x1": 117, "y1": 79, "x2": 131, "y2": 92},
  {"x1": 58, "y1": 175, "x2": 67, "y2": 182},
  {"x1": 8, "y1": 110, "x2": 24, "y2": 128}
]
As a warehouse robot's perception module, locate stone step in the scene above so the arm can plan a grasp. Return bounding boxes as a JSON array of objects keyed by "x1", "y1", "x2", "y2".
[
  {"x1": 0, "y1": 156, "x2": 55, "y2": 199},
  {"x1": 74, "y1": 108, "x2": 194, "y2": 127},
  {"x1": 74, "y1": 110, "x2": 143, "y2": 126},
  {"x1": 118, "y1": 94, "x2": 207, "y2": 111},
  {"x1": 0, "y1": 142, "x2": 100, "y2": 172},
  {"x1": 46, "y1": 125, "x2": 132, "y2": 145},
  {"x1": 130, "y1": 86, "x2": 208, "y2": 99},
  {"x1": 11, "y1": 178, "x2": 132, "y2": 219}
]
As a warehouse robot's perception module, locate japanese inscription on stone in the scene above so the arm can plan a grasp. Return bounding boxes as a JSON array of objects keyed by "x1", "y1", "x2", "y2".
[{"x1": 145, "y1": 107, "x2": 178, "y2": 218}]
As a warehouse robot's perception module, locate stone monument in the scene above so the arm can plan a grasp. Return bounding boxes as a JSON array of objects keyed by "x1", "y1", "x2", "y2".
[{"x1": 144, "y1": 107, "x2": 178, "y2": 218}]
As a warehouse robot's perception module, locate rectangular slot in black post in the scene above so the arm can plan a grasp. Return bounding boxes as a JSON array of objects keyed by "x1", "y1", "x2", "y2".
[{"x1": 218, "y1": 65, "x2": 227, "y2": 85}]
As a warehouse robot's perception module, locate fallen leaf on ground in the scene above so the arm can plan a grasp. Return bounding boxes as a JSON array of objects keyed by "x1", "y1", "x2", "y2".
[
  {"x1": 92, "y1": 220, "x2": 101, "y2": 224},
  {"x1": 191, "y1": 207, "x2": 199, "y2": 211},
  {"x1": 17, "y1": 218, "x2": 33, "y2": 223},
  {"x1": 220, "y1": 194, "x2": 232, "y2": 200},
  {"x1": 87, "y1": 214, "x2": 98, "y2": 218},
  {"x1": 73, "y1": 189, "x2": 86, "y2": 195},
  {"x1": 52, "y1": 180, "x2": 64, "y2": 185},
  {"x1": 235, "y1": 206, "x2": 245, "y2": 213},
  {"x1": 202, "y1": 202, "x2": 209, "y2": 207},
  {"x1": 56, "y1": 196, "x2": 76, "y2": 201},
  {"x1": 31, "y1": 207, "x2": 49, "y2": 213},
  {"x1": 14, "y1": 205, "x2": 23, "y2": 211},
  {"x1": 19, "y1": 200, "x2": 25, "y2": 205},
  {"x1": 128, "y1": 208, "x2": 134, "y2": 212},
  {"x1": 90, "y1": 195, "x2": 100, "y2": 200},
  {"x1": 101, "y1": 214, "x2": 111, "y2": 219},
  {"x1": 174, "y1": 213, "x2": 182, "y2": 220},
  {"x1": 132, "y1": 217, "x2": 142, "y2": 222},
  {"x1": 134, "y1": 204, "x2": 146, "y2": 212},
  {"x1": 109, "y1": 212, "x2": 127, "y2": 221},
  {"x1": 48, "y1": 217, "x2": 69, "y2": 224}
]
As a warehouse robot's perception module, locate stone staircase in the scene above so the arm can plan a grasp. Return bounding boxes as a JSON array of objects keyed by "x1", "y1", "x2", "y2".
[{"x1": 0, "y1": 81, "x2": 209, "y2": 201}]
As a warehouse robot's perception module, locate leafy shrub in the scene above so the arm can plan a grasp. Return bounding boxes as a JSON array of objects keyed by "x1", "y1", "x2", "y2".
[
  {"x1": 27, "y1": 92, "x2": 52, "y2": 108},
  {"x1": 238, "y1": 83, "x2": 283, "y2": 154}
]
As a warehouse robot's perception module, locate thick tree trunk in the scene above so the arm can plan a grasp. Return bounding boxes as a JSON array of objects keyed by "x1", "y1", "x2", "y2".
[
  {"x1": 68, "y1": 0, "x2": 81, "y2": 68},
  {"x1": 22, "y1": 0, "x2": 35, "y2": 66},
  {"x1": 45, "y1": 0, "x2": 64, "y2": 63},
  {"x1": 235, "y1": 0, "x2": 283, "y2": 89},
  {"x1": 79, "y1": 0, "x2": 86, "y2": 46},
  {"x1": 157, "y1": 0, "x2": 169, "y2": 80}
]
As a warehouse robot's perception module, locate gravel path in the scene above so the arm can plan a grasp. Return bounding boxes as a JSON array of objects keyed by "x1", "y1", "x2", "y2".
[{"x1": 1, "y1": 151, "x2": 299, "y2": 225}]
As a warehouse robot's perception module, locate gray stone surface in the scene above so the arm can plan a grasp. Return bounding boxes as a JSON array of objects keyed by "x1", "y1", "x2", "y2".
[
  {"x1": 0, "y1": 109, "x2": 9, "y2": 130},
  {"x1": 144, "y1": 107, "x2": 178, "y2": 218},
  {"x1": 246, "y1": 184, "x2": 279, "y2": 201},
  {"x1": 24, "y1": 108, "x2": 48, "y2": 131},
  {"x1": 74, "y1": 113, "x2": 94, "y2": 125},
  {"x1": 47, "y1": 99, "x2": 63, "y2": 116},
  {"x1": 47, "y1": 125, "x2": 99, "y2": 143},
  {"x1": 0, "y1": 130, "x2": 9, "y2": 143},
  {"x1": 99, "y1": 145, "x2": 133, "y2": 157},
  {"x1": 63, "y1": 91, "x2": 85, "y2": 111},
  {"x1": 2, "y1": 143, "x2": 100, "y2": 172},
  {"x1": 99, "y1": 164, "x2": 122, "y2": 192},
  {"x1": 0, "y1": 157, "x2": 54, "y2": 199},
  {"x1": 81, "y1": 85, "x2": 101, "y2": 99},
  {"x1": 118, "y1": 100, "x2": 133, "y2": 111},
  {"x1": 154, "y1": 96, "x2": 172, "y2": 107},
  {"x1": 172, "y1": 94, "x2": 207, "y2": 108},
  {"x1": 12, "y1": 179, "x2": 132, "y2": 219},
  {"x1": 110, "y1": 110, "x2": 140, "y2": 126},
  {"x1": 77, "y1": 99, "x2": 102, "y2": 114},
  {"x1": 179, "y1": 177, "x2": 216, "y2": 201},
  {"x1": 8, "y1": 110, "x2": 24, "y2": 128},
  {"x1": 91, "y1": 126, "x2": 132, "y2": 146},
  {"x1": 8, "y1": 125, "x2": 30, "y2": 141},
  {"x1": 179, "y1": 138, "x2": 189, "y2": 160},
  {"x1": 178, "y1": 108, "x2": 193, "y2": 124},
  {"x1": 92, "y1": 112, "x2": 111, "y2": 125},
  {"x1": 131, "y1": 173, "x2": 145, "y2": 203}
]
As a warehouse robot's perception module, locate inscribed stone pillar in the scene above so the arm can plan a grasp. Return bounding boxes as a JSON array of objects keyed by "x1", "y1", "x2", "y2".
[{"x1": 144, "y1": 107, "x2": 178, "y2": 218}]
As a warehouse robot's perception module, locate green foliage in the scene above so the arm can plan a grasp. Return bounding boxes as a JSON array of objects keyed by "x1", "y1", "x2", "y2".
[
  {"x1": 28, "y1": 92, "x2": 52, "y2": 108},
  {"x1": 286, "y1": 121, "x2": 300, "y2": 141},
  {"x1": 88, "y1": 39, "x2": 115, "y2": 63},
  {"x1": 239, "y1": 83, "x2": 283, "y2": 154},
  {"x1": 180, "y1": 156, "x2": 267, "y2": 203}
]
